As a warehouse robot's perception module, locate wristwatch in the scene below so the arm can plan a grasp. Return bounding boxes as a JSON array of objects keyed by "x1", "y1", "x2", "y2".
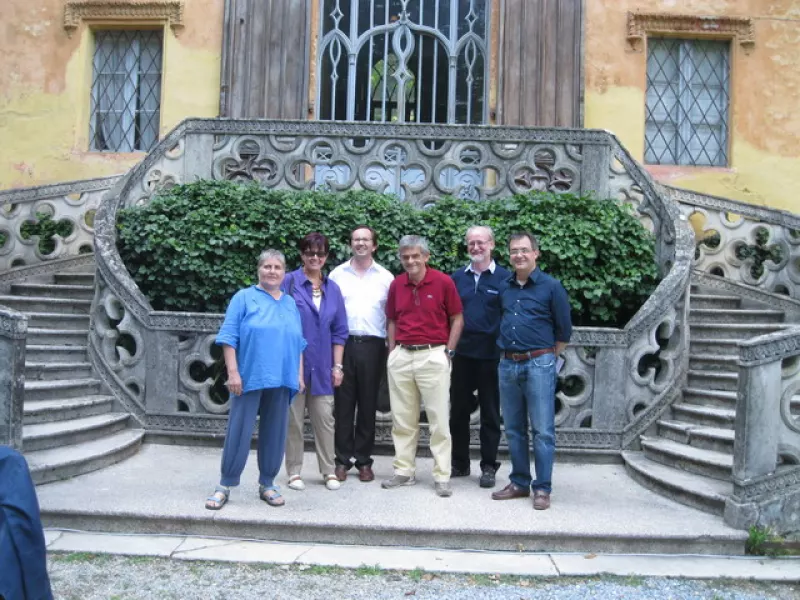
[{"x1": 445, "y1": 348, "x2": 456, "y2": 358}]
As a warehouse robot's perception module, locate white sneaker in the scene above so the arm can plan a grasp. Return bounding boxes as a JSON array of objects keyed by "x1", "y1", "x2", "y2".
[
  {"x1": 325, "y1": 475, "x2": 341, "y2": 490},
  {"x1": 287, "y1": 476, "x2": 305, "y2": 491}
]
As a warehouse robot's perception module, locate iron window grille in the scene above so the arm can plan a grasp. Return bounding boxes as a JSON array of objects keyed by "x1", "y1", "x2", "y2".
[
  {"x1": 645, "y1": 38, "x2": 730, "y2": 167},
  {"x1": 90, "y1": 30, "x2": 163, "y2": 152}
]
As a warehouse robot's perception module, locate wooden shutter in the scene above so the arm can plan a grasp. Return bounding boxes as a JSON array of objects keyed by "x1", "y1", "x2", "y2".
[
  {"x1": 498, "y1": 0, "x2": 582, "y2": 127},
  {"x1": 219, "y1": 0, "x2": 311, "y2": 119}
]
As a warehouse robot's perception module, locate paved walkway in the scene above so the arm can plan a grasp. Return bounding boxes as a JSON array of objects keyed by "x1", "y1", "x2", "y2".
[{"x1": 36, "y1": 443, "x2": 749, "y2": 555}]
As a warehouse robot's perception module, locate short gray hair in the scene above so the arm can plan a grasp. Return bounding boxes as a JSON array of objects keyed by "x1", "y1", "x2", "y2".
[
  {"x1": 465, "y1": 225, "x2": 494, "y2": 244},
  {"x1": 397, "y1": 235, "x2": 430, "y2": 256},
  {"x1": 257, "y1": 249, "x2": 286, "y2": 268}
]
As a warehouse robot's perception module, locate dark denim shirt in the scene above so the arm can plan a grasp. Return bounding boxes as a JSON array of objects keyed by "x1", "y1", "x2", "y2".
[
  {"x1": 452, "y1": 262, "x2": 511, "y2": 360},
  {"x1": 498, "y1": 268, "x2": 573, "y2": 351},
  {"x1": 283, "y1": 269, "x2": 349, "y2": 395}
]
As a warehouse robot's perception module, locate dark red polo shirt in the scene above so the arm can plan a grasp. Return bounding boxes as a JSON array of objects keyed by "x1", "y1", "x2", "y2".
[{"x1": 386, "y1": 268, "x2": 463, "y2": 345}]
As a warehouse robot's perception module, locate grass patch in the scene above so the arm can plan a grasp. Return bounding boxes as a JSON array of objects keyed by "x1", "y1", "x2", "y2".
[
  {"x1": 51, "y1": 552, "x2": 112, "y2": 564},
  {"x1": 296, "y1": 564, "x2": 347, "y2": 576},
  {"x1": 354, "y1": 563, "x2": 383, "y2": 577}
]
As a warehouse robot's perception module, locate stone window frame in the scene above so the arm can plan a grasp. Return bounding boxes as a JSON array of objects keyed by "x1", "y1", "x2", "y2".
[{"x1": 63, "y1": 0, "x2": 185, "y2": 38}]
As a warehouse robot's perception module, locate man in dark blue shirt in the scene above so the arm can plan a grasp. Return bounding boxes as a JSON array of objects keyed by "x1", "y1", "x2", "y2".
[
  {"x1": 491, "y1": 232, "x2": 572, "y2": 510},
  {"x1": 450, "y1": 226, "x2": 511, "y2": 488}
]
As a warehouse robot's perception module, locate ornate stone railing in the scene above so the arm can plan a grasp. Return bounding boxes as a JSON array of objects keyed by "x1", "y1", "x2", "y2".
[
  {"x1": 724, "y1": 329, "x2": 800, "y2": 533},
  {"x1": 0, "y1": 307, "x2": 26, "y2": 449},
  {"x1": 0, "y1": 176, "x2": 118, "y2": 279},
  {"x1": 92, "y1": 119, "x2": 693, "y2": 450}
]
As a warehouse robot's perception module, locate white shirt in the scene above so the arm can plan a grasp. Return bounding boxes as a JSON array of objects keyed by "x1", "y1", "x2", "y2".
[
  {"x1": 466, "y1": 260, "x2": 497, "y2": 289},
  {"x1": 329, "y1": 258, "x2": 394, "y2": 338}
]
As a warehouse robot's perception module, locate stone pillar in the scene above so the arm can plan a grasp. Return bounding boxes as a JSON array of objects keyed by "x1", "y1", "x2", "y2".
[
  {"x1": 0, "y1": 308, "x2": 27, "y2": 449},
  {"x1": 580, "y1": 143, "x2": 610, "y2": 199},
  {"x1": 591, "y1": 347, "x2": 628, "y2": 431},
  {"x1": 144, "y1": 330, "x2": 179, "y2": 415},
  {"x1": 733, "y1": 360, "x2": 781, "y2": 482}
]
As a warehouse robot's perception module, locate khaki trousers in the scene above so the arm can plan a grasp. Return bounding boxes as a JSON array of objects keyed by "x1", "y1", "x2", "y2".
[
  {"x1": 285, "y1": 391, "x2": 336, "y2": 478},
  {"x1": 387, "y1": 345, "x2": 452, "y2": 482}
]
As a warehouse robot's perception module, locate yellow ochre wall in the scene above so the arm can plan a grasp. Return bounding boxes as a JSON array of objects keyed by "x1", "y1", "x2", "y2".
[
  {"x1": 0, "y1": 0, "x2": 223, "y2": 189},
  {"x1": 585, "y1": 0, "x2": 800, "y2": 212}
]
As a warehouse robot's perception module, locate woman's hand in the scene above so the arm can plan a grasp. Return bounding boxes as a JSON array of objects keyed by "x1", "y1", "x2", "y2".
[
  {"x1": 332, "y1": 367, "x2": 344, "y2": 388},
  {"x1": 226, "y1": 371, "x2": 243, "y2": 396}
]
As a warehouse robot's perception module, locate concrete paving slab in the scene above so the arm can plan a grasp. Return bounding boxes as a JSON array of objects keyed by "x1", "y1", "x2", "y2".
[
  {"x1": 298, "y1": 544, "x2": 559, "y2": 576},
  {"x1": 43, "y1": 529, "x2": 62, "y2": 546},
  {"x1": 173, "y1": 539, "x2": 312, "y2": 564},
  {"x1": 551, "y1": 553, "x2": 800, "y2": 581},
  {"x1": 48, "y1": 531, "x2": 184, "y2": 557},
  {"x1": 36, "y1": 443, "x2": 748, "y2": 555},
  {"x1": 172, "y1": 536, "x2": 245, "y2": 554}
]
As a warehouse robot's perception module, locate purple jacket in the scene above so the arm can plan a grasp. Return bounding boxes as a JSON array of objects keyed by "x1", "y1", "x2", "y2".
[{"x1": 283, "y1": 269, "x2": 349, "y2": 395}]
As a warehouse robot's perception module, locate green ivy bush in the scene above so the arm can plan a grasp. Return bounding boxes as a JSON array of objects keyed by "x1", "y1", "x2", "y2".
[
  {"x1": 20, "y1": 213, "x2": 74, "y2": 255},
  {"x1": 117, "y1": 180, "x2": 658, "y2": 326}
]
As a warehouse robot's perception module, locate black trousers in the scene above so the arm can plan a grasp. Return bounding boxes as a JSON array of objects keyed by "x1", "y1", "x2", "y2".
[
  {"x1": 334, "y1": 336, "x2": 387, "y2": 468},
  {"x1": 449, "y1": 354, "x2": 502, "y2": 472}
]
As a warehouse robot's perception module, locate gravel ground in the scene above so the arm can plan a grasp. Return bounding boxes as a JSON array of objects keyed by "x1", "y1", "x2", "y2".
[{"x1": 48, "y1": 554, "x2": 798, "y2": 600}]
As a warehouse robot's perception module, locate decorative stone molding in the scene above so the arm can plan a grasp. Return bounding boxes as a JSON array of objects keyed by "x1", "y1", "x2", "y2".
[
  {"x1": 64, "y1": 0, "x2": 185, "y2": 37},
  {"x1": 0, "y1": 307, "x2": 27, "y2": 341},
  {"x1": 626, "y1": 12, "x2": 755, "y2": 54},
  {"x1": 0, "y1": 255, "x2": 96, "y2": 286},
  {"x1": 738, "y1": 328, "x2": 800, "y2": 367},
  {"x1": 732, "y1": 466, "x2": 800, "y2": 503}
]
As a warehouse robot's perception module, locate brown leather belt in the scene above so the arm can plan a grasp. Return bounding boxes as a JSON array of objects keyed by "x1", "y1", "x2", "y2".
[
  {"x1": 504, "y1": 348, "x2": 555, "y2": 362},
  {"x1": 399, "y1": 344, "x2": 441, "y2": 351}
]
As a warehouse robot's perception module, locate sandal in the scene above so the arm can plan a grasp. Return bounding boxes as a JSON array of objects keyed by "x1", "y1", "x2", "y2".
[
  {"x1": 287, "y1": 475, "x2": 305, "y2": 490},
  {"x1": 259, "y1": 485, "x2": 285, "y2": 507},
  {"x1": 205, "y1": 485, "x2": 230, "y2": 511},
  {"x1": 325, "y1": 474, "x2": 341, "y2": 490}
]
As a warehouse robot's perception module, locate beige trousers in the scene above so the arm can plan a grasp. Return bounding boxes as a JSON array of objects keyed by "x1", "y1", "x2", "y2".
[
  {"x1": 387, "y1": 345, "x2": 452, "y2": 482},
  {"x1": 285, "y1": 391, "x2": 335, "y2": 478}
]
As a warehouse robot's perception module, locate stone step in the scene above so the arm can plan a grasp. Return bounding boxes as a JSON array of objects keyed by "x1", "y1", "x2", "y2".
[
  {"x1": 686, "y1": 370, "x2": 738, "y2": 392},
  {"x1": 622, "y1": 451, "x2": 730, "y2": 516},
  {"x1": 689, "y1": 323, "x2": 790, "y2": 341},
  {"x1": 682, "y1": 387, "x2": 738, "y2": 409},
  {"x1": 54, "y1": 272, "x2": 95, "y2": 286},
  {"x1": 688, "y1": 308, "x2": 785, "y2": 324},
  {"x1": 25, "y1": 361, "x2": 93, "y2": 381},
  {"x1": 25, "y1": 344, "x2": 88, "y2": 362},
  {"x1": 672, "y1": 403, "x2": 736, "y2": 429},
  {"x1": 23, "y1": 413, "x2": 130, "y2": 452},
  {"x1": 27, "y1": 429, "x2": 144, "y2": 485},
  {"x1": 690, "y1": 294, "x2": 741, "y2": 310},
  {"x1": 10, "y1": 282, "x2": 95, "y2": 301},
  {"x1": 23, "y1": 312, "x2": 90, "y2": 330},
  {"x1": 688, "y1": 353, "x2": 738, "y2": 372},
  {"x1": 0, "y1": 295, "x2": 91, "y2": 315},
  {"x1": 689, "y1": 339, "x2": 740, "y2": 357},
  {"x1": 23, "y1": 395, "x2": 114, "y2": 425},
  {"x1": 24, "y1": 378, "x2": 102, "y2": 401},
  {"x1": 656, "y1": 419, "x2": 735, "y2": 454},
  {"x1": 640, "y1": 436, "x2": 733, "y2": 481},
  {"x1": 26, "y1": 328, "x2": 89, "y2": 347}
]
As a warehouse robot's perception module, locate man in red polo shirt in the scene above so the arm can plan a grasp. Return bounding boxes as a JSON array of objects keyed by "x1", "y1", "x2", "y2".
[{"x1": 382, "y1": 235, "x2": 464, "y2": 497}]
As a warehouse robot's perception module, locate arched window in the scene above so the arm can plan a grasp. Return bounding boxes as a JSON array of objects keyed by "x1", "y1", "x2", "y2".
[{"x1": 318, "y1": 0, "x2": 490, "y2": 124}]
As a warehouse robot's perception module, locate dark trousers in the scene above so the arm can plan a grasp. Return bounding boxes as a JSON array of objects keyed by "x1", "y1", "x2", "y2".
[
  {"x1": 334, "y1": 336, "x2": 386, "y2": 468},
  {"x1": 449, "y1": 354, "x2": 502, "y2": 472}
]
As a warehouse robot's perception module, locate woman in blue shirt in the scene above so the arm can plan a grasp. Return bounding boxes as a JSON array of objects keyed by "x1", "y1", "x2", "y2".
[{"x1": 205, "y1": 249, "x2": 306, "y2": 509}]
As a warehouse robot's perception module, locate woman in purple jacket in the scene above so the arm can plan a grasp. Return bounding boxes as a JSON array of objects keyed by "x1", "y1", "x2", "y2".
[{"x1": 284, "y1": 233, "x2": 349, "y2": 491}]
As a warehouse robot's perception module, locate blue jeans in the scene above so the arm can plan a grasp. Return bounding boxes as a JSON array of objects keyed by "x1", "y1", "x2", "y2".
[{"x1": 498, "y1": 354, "x2": 556, "y2": 493}]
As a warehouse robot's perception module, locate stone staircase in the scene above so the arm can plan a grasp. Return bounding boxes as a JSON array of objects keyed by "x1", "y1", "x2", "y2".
[
  {"x1": 0, "y1": 266, "x2": 143, "y2": 484},
  {"x1": 623, "y1": 284, "x2": 793, "y2": 515}
]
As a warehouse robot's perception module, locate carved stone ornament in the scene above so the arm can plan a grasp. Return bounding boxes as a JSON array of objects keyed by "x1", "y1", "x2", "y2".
[
  {"x1": 64, "y1": 0, "x2": 185, "y2": 37},
  {"x1": 626, "y1": 12, "x2": 755, "y2": 54}
]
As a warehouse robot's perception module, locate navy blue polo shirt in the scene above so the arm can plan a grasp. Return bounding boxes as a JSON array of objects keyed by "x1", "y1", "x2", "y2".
[
  {"x1": 452, "y1": 261, "x2": 511, "y2": 360},
  {"x1": 498, "y1": 268, "x2": 573, "y2": 352}
]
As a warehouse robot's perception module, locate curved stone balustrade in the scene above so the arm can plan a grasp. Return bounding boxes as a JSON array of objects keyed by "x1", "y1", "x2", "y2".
[
  {"x1": 0, "y1": 176, "x2": 119, "y2": 273},
  {"x1": 671, "y1": 185, "x2": 800, "y2": 299},
  {"x1": 91, "y1": 119, "x2": 693, "y2": 449}
]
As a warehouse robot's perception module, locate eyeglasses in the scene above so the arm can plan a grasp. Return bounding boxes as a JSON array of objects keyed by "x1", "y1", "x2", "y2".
[
  {"x1": 303, "y1": 251, "x2": 328, "y2": 258},
  {"x1": 352, "y1": 237, "x2": 373, "y2": 243},
  {"x1": 412, "y1": 287, "x2": 421, "y2": 306},
  {"x1": 467, "y1": 240, "x2": 489, "y2": 247},
  {"x1": 509, "y1": 248, "x2": 534, "y2": 256}
]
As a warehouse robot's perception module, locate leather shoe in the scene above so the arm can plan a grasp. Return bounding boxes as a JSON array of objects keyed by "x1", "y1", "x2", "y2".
[
  {"x1": 491, "y1": 482, "x2": 530, "y2": 500},
  {"x1": 357, "y1": 465, "x2": 374, "y2": 482},
  {"x1": 533, "y1": 490, "x2": 551, "y2": 510},
  {"x1": 451, "y1": 466, "x2": 470, "y2": 477},
  {"x1": 334, "y1": 465, "x2": 348, "y2": 482},
  {"x1": 479, "y1": 466, "x2": 496, "y2": 488}
]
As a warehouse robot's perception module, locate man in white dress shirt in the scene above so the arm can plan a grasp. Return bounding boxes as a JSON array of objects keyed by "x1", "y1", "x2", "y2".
[{"x1": 329, "y1": 225, "x2": 394, "y2": 482}]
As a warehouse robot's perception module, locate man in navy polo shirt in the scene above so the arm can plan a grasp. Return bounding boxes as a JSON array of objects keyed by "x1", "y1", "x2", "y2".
[
  {"x1": 449, "y1": 225, "x2": 510, "y2": 488},
  {"x1": 382, "y1": 235, "x2": 464, "y2": 497},
  {"x1": 492, "y1": 231, "x2": 572, "y2": 510}
]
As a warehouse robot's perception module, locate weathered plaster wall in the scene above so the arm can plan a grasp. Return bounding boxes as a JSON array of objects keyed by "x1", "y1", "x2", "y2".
[
  {"x1": 0, "y1": 0, "x2": 223, "y2": 189},
  {"x1": 585, "y1": 0, "x2": 800, "y2": 212}
]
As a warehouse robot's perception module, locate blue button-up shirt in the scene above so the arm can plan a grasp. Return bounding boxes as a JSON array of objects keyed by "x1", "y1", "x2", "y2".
[
  {"x1": 284, "y1": 269, "x2": 349, "y2": 395},
  {"x1": 452, "y1": 261, "x2": 511, "y2": 360},
  {"x1": 498, "y1": 268, "x2": 572, "y2": 351},
  {"x1": 216, "y1": 286, "x2": 307, "y2": 394}
]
